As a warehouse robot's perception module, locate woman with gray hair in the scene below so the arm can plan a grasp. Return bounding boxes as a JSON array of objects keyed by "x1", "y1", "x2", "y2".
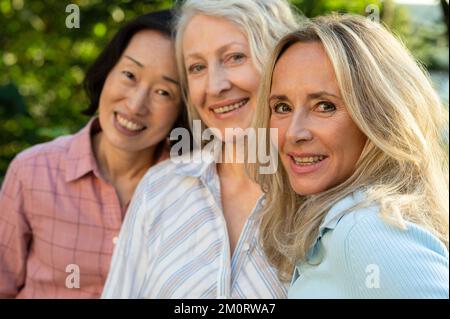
[{"x1": 102, "y1": 0, "x2": 300, "y2": 298}]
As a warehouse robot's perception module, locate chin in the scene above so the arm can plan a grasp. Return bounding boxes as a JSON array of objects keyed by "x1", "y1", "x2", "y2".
[
  {"x1": 290, "y1": 180, "x2": 326, "y2": 196},
  {"x1": 215, "y1": 125, "x2": 247, "y2": 141}
]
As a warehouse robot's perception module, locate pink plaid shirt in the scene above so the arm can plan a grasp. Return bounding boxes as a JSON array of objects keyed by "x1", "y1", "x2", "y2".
[{"x1": 0, "y1": 118, "x2": 135, "y2": 298}]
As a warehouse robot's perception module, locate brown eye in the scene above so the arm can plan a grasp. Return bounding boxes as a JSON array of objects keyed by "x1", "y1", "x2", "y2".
[
  {"x1": 316, "y1": 102, "x2": 336, "y2": 113},
  {"x1": 122, "y1": 70, "x2": 136, "y2": 81},
  {"x1": 273, "y1": 103, "x2": 291, "y2": 114},
  {"x1": 156, "y1": 89, "x2": 170, "y2": 97}
]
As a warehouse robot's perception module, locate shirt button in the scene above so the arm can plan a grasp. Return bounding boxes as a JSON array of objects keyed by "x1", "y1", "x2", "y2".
[
  {"x1": 242, "y1": 243, "x2": 250, "y2": 251},
  {"x1": 112, "y1": 236, "x2": 119, "y2": 245}
]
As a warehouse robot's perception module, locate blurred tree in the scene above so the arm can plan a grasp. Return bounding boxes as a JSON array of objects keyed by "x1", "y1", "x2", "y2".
[
  {"x1": 441, "y1": 0, "x2": 449, "y2": 35},
  {"x1": 291, "y1": 0, "x2": 383, "y2": 17}
]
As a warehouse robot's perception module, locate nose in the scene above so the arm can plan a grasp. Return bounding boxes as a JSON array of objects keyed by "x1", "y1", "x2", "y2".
[
  {"x1": 126, "y1": 86, "x2": 149, "y2": 115},
  {"x1": 286, "y1": 111, "x2": 313, "y2": 144},
  {"x1": 206, "y1": 64, "x2": 231, "y2": 96}
]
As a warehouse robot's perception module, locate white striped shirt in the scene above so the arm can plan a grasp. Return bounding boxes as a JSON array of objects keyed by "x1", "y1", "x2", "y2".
[{"x1": 101, "y1": 151, "x2": 288, "y2": 299}]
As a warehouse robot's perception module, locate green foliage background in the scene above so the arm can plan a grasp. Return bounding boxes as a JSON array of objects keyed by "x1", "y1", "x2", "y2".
[{"x1": 1, "y1": 0, "x2": 449, "y2": 182}]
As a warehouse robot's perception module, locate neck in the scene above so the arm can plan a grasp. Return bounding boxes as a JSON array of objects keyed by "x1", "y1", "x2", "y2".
[
  {"x1": 217, "y1": 142, "x2": 248, "y2": 181},
  {"x1": 217, "y1": 161, "x2": 246, "y2": 180},
  {"x1": 93, "y1": 132, "x2": 156, "y2": 184}
]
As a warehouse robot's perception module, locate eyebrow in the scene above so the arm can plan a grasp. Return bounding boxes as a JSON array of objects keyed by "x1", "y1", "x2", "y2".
[
  {"x1": 185, "y1": 41, "x2": 247, "y2": 60},
  {"x1": 307, "y1": 91, "x2": 341, "y2": 100},
  {"x1": 269, "y1": 94, "x2": 289, "y2": 103},
  {"x1": 125, "y1": 55, "x2": 144, "y2": 67},
  {"x1": 269, "y1": 91, "x2": 341, "y2": 103},
  {"x1": 125, "y1": 55, "x2": 179, "y2": 86},
  {"x1": 163, "y1": 76, "x2": 179, "y2": 86}
]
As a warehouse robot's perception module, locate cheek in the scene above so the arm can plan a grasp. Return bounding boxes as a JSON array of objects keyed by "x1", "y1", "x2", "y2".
[
  {"x1": 242, "y1": 68, "x2": 261, "y2": 98},
  {"x1": 154, "y1": 103, "x2": 180, "y2": 127},
  {"x1": 328, "y1": 120, "x2": 366, "y2": 171},
  {"x1": 99, "y1": 76, "x2": 122, "y2": 108},
  {"x1": 346, "y1": 132, "x2": 366, "y2": 165},
  {"x1": 193, "y1": 103, "x2": 206, "y2": 122},
  {"x1": 187, "y1": 79, "x2": 203, "y2": 106},
  {"x1": 269, "y1": 117, "x2": 286, "y2": 151}
]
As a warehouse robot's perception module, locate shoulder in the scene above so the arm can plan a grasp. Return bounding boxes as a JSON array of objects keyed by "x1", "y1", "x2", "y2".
[
  {"x1": 14, "y1": 135, "x2": 73, "y2": 164},
  {"x1": 136, "y1": 149, "x2": 216, "y2": 194},
  {"x1": 121, "y1": 156, "x2": 213, "y2": 244},
  {"x1": 326, "y1": 197, "x2": 449, "y2": 298},
  {"x1": 332, "y1": 204, "x2": 448, "y2": 261},
  {"x1": 136, "y1": 158, "x2": 202, "y2": 197},
  {"x1": 6, "y1": 134, "x2": 74, "y2": 181},
  {"x1": 324, "y1": 192, "x2": 448, "y2": 257},
  {"x1": 129, "y1": 156, "x2": 210, "y2": 217}
]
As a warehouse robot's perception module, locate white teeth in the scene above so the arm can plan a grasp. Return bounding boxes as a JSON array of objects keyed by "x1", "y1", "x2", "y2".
[
  {"x1": 116, "y1": 114, "x2": 145, "y2": 131},
  {"x1": 292, "y1": 155, "x2": 325, "y2": 165},
  {"x1": 212, "y1": 99, "x2": 247, "y2": 114}
]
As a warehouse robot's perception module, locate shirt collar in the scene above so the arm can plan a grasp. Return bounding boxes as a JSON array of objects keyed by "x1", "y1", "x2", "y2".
[
  {"x1": 311, "y1": 190, "x2": 366, "y2": 248},
  {"x1": 172, "y1": 149, "x2": 217, "y2": 181},
  {"x1": 65, "y1": 117, "x2": 102, "y2": 182}
]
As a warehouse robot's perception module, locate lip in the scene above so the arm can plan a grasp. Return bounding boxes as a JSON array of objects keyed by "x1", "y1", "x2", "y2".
[
  {"x1": 208, "y1": 98, "x2": 249, "y2": 120},
  {"x1": 287, "y1": 152, "x2": 327, "y2": 158},
  {"x1": 286, "y1": 152, "x2": 328, "y2": 174},
  {"x1": 113, "y1": 112, "x2": 147, "y2": 137}
]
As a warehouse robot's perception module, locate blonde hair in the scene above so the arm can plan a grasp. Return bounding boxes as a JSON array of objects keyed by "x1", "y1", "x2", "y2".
[
  {"x1": 250, "y1": 14, "x2": 449, "y2": 281},
  {"x1": 174, "y1": 0, "x2": 301, "y2": 132}
]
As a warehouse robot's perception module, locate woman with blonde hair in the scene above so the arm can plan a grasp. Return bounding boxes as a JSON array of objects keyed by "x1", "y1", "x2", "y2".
[
  {"x1": 102, "y1": 0, "x2": 300, "y2": 298},
  {"x1": 251, "y1": 14, "x2": 449, "y2": 298}
]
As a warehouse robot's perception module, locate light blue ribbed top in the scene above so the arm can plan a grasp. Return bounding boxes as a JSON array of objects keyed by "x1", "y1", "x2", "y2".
[{"x1": 289, "y1": 192, "x2": 449, "y2": 299}]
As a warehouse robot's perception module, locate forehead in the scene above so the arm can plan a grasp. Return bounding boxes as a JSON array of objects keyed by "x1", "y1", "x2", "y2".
[
  {"x1": 122, "y1": 30, "x2": 177, "y2": 72},
  {"x1": 182, "y1": 14, "x2": 248, "y2": 57},
  {"x1": 126, "y1": 29, "x2": 172, "y2": 53},
  {"x1": 271, "y1": 42, "x2": 338, "y2": 92}
]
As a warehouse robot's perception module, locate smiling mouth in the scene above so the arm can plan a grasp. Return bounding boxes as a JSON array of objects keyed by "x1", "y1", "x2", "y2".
[
  {"x1": 291, "y1": 155, "x2": 327, "y2": 166},
  {"x1": 115, "y1": 112, "x2": 146, "y2": 132},
  {"x1": 210, "y1": 98, "x2": 249, "y2": 115}
]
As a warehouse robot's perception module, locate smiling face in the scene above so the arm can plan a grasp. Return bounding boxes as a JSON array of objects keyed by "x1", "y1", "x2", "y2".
[
  {"x1": 182, "y1": 14, "x2": 260, "y2": 140},
  {"x1": 98, "y1": 29, "x2": 181, "y2": 154},
  {"x1": 269, "y1": 42, "x2": 367, "y2": 195}
]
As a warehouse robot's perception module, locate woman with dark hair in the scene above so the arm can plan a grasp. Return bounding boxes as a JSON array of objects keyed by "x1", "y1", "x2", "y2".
[{"x1": 0, "y1": 9, "x2": 188, "y2": 298}]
